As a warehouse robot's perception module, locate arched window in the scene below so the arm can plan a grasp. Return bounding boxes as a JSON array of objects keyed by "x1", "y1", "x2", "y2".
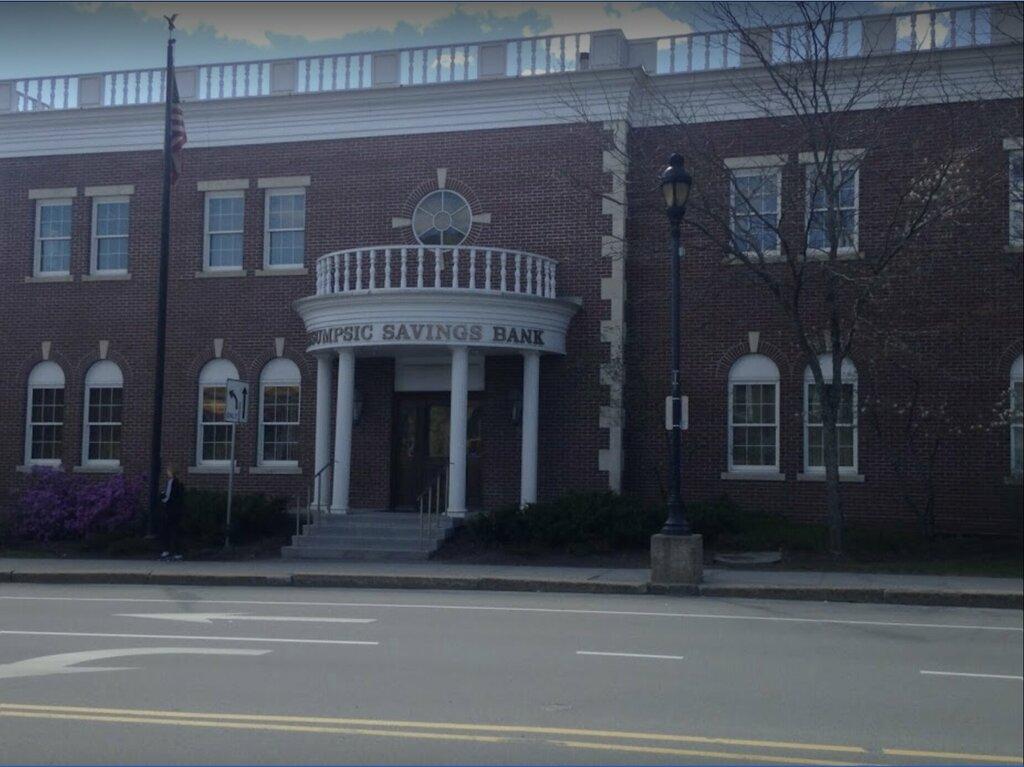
[
  {"x1": 1012, "y1": 355, "x2": 1023, "y2": 477},
  {"x1": 83, "y1": 360, "x2": 124, "y2": 466},
  {"x1": 258, "y1": 358, "x2": 301, "y2": 466},
  {"x1": 804, "y1": 354, "x2": 858, "y2": 473},
  {"x1": 26, "y1": 361, "x2": 65, "y2": 465},
  {"x1": 197, "y1": 359, "x2": 239, "y2": 465},
  {"x1": 728, "y1": 354, "x2": 780, "y2": 471}
]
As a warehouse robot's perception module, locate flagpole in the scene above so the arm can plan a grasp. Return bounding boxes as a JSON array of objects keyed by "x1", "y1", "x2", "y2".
[{"x1": 147, "y1": 18, "x2": 176, "y2": 538}]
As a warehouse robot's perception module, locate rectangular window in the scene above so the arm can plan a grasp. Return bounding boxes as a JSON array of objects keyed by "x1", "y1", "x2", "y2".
[
  {"x1": 35, "y1": 200, "x2": 72, "y2": 275},
  {"x1": 200, "y1": 386, "x2": 233, "y2": 462},
  {"x1": 730, "y1": 383, "x2": 778, "y2": 469},
  {"x1": 264, "y1": 189, "x2": 306, "y2": 267},
  {"x1": 1010, "y1": 150, "x2": 1023, "y2": 248},
  {"x1": 260, "y1": 385, "x2": 300, "y2": 463},
  {"x1": 29, "y1": 387, "x2": 64, "y2": 462},
  {"x1": 731, "y1": 168, "x2": 781, "y2": 255},
  {"x1": 92, "y1": 197, "x2": 130, "y2": 273},
  {"x1": 204, "y1": 193, "x2": 244, "y2": 270},
  {"x1": 806, "y1": 164, "x2": 858, "y2": 253},
  {"x1": 805, "y1": 382, "x2": 857, "y2": 470},
  {"x1": 86, "y1": 386, "x2": 123, "y2": 462},
  {"x1": 1012, "y1": 379, "x2": 1023, "y2": 476}
]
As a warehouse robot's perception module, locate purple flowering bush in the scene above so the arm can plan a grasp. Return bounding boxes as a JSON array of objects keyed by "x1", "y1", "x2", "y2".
[{"x1": 12, "y1": 469, "x2": 144, "y2": 542}]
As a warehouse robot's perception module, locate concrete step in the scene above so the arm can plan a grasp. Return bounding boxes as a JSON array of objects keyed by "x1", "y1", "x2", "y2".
[
  {"x1": 292, "y1": 531, "x2": 449, "y2": 545},
  {"x1": 307, "y1": 520, "x2": 455, "y2": 534},
  {"x1": 281, "y1": 546, "x2": 431, "y2": 562},
  {"x1": 291, "y1": 535, "x2": 440, "y2": 551}
]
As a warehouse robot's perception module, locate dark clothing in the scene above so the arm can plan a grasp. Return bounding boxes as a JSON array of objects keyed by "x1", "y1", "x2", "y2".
[{"x1": 160, "y1": 476, "x2": 185, "y2": 554}]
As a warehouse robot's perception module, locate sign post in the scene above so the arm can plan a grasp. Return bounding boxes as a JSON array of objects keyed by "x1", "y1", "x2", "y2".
[{"x1": 223, "y1": 379, "x2": 249, "y2": 550}]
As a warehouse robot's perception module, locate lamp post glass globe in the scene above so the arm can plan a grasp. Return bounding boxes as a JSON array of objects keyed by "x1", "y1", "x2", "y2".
[{"x1": 660, "y1": 152, "x2": 692, "y2": 223}]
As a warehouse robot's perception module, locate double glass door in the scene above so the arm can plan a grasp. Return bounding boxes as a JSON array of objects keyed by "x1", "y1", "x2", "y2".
[{"x1": 391, "y1": 394, "x2": 481, "y2": 510}]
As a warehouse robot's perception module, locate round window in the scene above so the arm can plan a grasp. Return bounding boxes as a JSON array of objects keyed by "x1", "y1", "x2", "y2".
[{"x1": 412, "y1": 190, "x2": 472, "y2": 246}]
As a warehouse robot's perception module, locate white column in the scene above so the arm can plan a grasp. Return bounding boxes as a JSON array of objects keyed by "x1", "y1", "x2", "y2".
[
  {"x1": 331, "y1": 348, "x2": 355, "y2": 514},
  {"x1": 447, "y1": 346, "x2": 469, "y2": 517},
  {"x1": 520, "y1": 351, "x2": 540, "y2": 508},
  {"x1": 313, "y1": 354, "x2": 333, "y2": 510}
]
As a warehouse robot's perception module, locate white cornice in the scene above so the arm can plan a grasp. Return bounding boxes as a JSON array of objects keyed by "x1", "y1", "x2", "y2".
[
  {"x1": 0, "y1": 45, "x2": 1019, "y2": 159},
  {"x1": 0, "y1": 70, "x2": 636, "y2": 160}
]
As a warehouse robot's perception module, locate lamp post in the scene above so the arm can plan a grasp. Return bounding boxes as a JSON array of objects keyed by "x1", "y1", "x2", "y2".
[{"x1": 659, "y1": 153, "x2": 692, "y2": 536}]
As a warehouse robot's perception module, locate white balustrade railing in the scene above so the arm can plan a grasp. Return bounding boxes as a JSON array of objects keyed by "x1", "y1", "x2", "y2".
[
  {"x1": 4, "y1": 4, "x2": 1010, "y2": 114},
  {"x1": 315, "y1": 246, "x2": 558, "y2": 299}
]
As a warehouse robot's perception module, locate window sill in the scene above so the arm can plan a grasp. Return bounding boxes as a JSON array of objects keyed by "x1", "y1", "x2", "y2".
[
  {"x1": 1005, "y1": 475, "x2": 1023, "y2": 486},
  {"x1": 805, "y1": 249, "x2": 863, "y2": 261},
  {"x1": 722, "y1": 252, "x2": 785, "y2": 265},
  {"x1": 720, "y1": 471, "x2": 786, "y2": 482},
  {"x1": 797, "y1": 472, "x2": 865, "y2": 483},
  {"x1": 1005, "y1": 244, "x2": 1023, "y2": 254},
  {"x1": 16, "y1": 463, "x2": 63, "y2": 473},
  {"x1": 194, "y1": 269, "x2": 247, "y2": 279},
  {"x1": 254, "y1": 267, "x2": 308, "y2": 277},
  {"x1": 25, "y1": 274, "x2": 73, "y2": 283},
  {"x1": 188, "y1": 464, "x2": 242, "y2": 475},
  {"x1": 73, "y1": 464, "x2": 123, "y2": 474},
  {"x1": 249, "y1": 465, "x2": 303, "y2": 475},
  {"x1": 82, "y1": 272, "x2": 131, "y2": 282}
]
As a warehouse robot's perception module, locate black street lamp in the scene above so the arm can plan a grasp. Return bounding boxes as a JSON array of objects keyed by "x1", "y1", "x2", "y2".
[{"x1": 659, "y1": 152, "x2": 692, "y2": 536}]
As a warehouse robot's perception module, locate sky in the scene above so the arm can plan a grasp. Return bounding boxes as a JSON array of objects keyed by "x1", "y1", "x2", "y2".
[{"x1": 0, "y1": 1, "x2": 950, "y2": 81}]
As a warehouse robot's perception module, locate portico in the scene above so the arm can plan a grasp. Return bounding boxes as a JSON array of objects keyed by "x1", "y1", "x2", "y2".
[{"x1": 296, "y1": 245, "x2": 579, "y2": 517}]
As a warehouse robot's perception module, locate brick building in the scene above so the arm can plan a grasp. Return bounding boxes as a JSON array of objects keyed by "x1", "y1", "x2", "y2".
[{"x1": 1, "y1": 5, "x2": 1021, "y2": 549}]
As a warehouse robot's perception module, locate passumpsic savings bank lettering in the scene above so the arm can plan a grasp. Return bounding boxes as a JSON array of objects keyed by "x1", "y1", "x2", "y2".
[{"x1": 311, "y1": 322, "x2": 545, "y2": 346}]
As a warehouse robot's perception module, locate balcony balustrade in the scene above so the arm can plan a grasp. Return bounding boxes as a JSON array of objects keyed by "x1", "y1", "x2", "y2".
[{"x1": 314, "y1": 246, "x2": 558, "y2": 299}]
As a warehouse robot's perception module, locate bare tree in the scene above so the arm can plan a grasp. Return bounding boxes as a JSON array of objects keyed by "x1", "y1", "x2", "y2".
[{"x1": 557, "y1": 1, "x2": 1018, "y2": 555}]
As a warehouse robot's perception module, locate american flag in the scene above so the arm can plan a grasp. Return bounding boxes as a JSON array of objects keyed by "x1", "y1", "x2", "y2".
[{"x1": 168, "y1": 73, "x2": 187, "y2": 185}]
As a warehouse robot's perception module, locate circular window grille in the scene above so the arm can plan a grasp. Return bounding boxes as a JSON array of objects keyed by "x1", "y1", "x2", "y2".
[{"x1": 412, "y1": 190, "x2": 472, "y2": 246}]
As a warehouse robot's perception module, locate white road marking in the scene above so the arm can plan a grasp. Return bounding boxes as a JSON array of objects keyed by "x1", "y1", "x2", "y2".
[
  {"x1": 116, "y1": 612, "x2": 376, "y2": 625},
  {"x1": 1, "y1": 595, "x2": 1019, "y2": 633},
  {"x1": 577, "y1": 651, "x2": 685, "y2": 660},
  {"x1": 0, "y1": 647, "x2": 269, "y2": 680},
  {"x1": 920, "y1": 670, "x2": 1024, "y2": 681},
  {"x1": 0, "y1": 630, "x2": 378, "y2": 646}
]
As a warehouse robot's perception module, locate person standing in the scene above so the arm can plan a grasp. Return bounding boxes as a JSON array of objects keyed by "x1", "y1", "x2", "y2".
[{"x1": 160, "y1": 465, "x2": 185, "y2": 560}]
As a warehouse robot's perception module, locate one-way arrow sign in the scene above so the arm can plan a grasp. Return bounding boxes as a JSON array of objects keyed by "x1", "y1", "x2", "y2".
[{"x1": 117, "y1": 612, "x2": 376, "y2": 625}]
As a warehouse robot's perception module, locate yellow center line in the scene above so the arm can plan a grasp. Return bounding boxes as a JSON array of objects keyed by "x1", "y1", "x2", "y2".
[
  {"x1": 547, "y1": 739, "x2": 867, "y2": 766},
  {"x1": 0, "y1": 710, "x2": 509, "y2": 744},
  {"x1": 883, "y1": 748, "x2": 1024, "y2": 764},
  {"x1": 0, "y1": 702, "x2": 865, "y2": 754}
]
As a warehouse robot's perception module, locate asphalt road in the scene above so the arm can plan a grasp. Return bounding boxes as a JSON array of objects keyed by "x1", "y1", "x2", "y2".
[{"x1": 0, "y1": 583, "x2": 1021, "y2": 765}]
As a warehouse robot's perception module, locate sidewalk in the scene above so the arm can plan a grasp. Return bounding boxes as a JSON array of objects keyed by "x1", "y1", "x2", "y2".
[{"x1": 1, "y1": 556, "x2": 1020, "y2": 609}]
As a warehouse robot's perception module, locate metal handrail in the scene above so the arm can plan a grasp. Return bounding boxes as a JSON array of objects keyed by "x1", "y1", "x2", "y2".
[
  {"x1": 295, "y1": 460, "x2": 335, "y2": 537},
  {"x1": 418, "y1": 464, "x2": 448, "y2": 546}
]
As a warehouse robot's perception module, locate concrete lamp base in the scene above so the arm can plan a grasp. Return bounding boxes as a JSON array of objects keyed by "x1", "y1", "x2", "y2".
[{"x1": 650, "y1": 533, "x2": 704, "y2": 586}]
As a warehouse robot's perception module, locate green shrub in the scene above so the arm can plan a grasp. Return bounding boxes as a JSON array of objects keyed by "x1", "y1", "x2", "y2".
[{"x1": 178, "y1": 489, "x2": 290, "y2": 548}]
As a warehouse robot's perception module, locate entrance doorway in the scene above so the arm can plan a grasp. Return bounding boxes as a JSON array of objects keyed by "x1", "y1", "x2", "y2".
[{"x1": 391, "y1": 394, "x2": 482, "y2": 510}]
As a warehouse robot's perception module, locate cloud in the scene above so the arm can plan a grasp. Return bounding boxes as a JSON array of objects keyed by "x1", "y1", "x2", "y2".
[{"x1": 128, "y1": 2, "x2": 691, "y2": 49}]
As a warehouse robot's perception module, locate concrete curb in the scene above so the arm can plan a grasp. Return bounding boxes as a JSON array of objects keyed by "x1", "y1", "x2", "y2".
[{"x1": 5, "y1": 568, "x2": 1021, "y2": 608}]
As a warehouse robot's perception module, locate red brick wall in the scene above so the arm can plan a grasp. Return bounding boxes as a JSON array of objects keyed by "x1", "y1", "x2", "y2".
[
  {"x1": 0, "y1": 122, "x2": 612, "y2": 511},
  {"x1": 624, "y1": 98, "x2": 1024, "y2": 535}
]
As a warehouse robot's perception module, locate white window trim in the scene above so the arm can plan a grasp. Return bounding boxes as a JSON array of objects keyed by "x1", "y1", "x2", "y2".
[
  {"x1": 197, "y1": 383, "x2": 232, "y2": 466},
  {"x1": 803, "y1": 157, "x2": 861, "y2": 257},
  {"x1": 24, "y1": 385, "x2": 64, "y2": 468},
  {"x1": 256, "y1": 379, "x2": 301, "y2": 467},
  {"x1": 81, "y1": 384, "x2": 123, "y2": 468},
  {"x1": 263, "y1": 187, "x2": 306, "y2": 270},
  {"x1": 203, "y1": 190, "x2": 245, "y2": 272},
  {"x1": 727, "y1": 380, "x2": 781, "y2": 473},
  {"x1": 34, "y1": 198, "x2": 72, "y2": 277},
  {"x1": 1008, "y1": 147, "x2": 1023, "y2": 249},
  {"x1": 90, "y1": 195, "x2": 130, "y2": 275},
  {"x1": 802, "y1": 379, "x2": 859, "y2": 475},
  {"x1": 729, "y1": 165, "x2": 783, "y2": 259}
]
